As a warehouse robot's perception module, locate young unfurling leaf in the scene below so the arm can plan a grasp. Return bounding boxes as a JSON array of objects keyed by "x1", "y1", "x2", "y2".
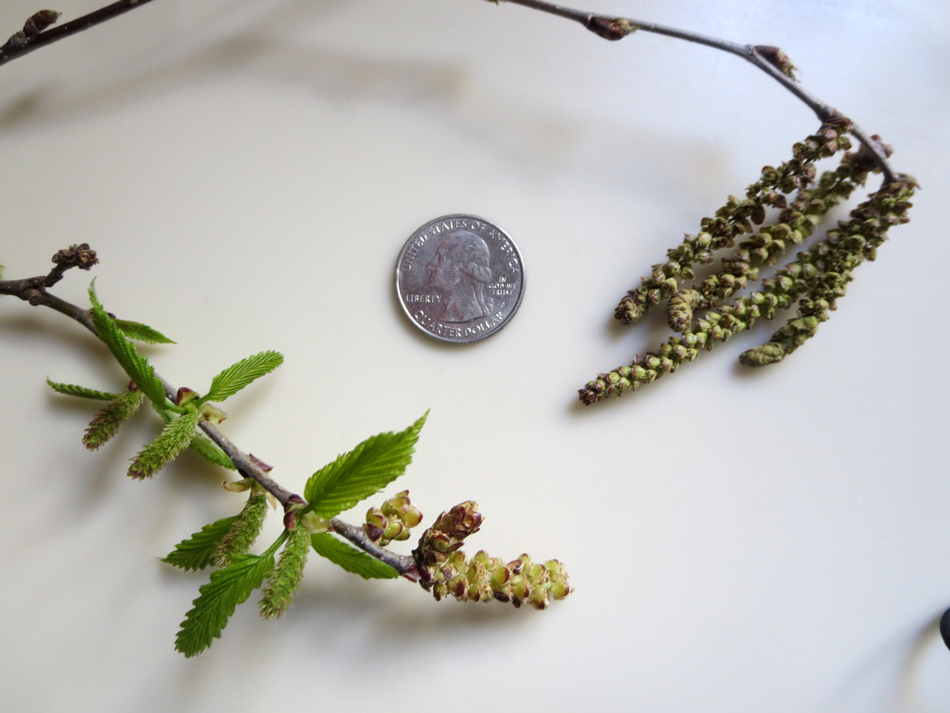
[
  {"x1": 202, "y1": 350, "x2": 283, "y2": 403},
  {"x1": 310, "y1": 533, "x2": 398, "y2": 580},
  {"x1": 214, "y1": 493, "x2": 268, "y2": 567},
  {"x1": 114, "y1": 319, "x2": 175, "y2": 345},
  {"x1": 303, "y1": 412, "x2": 427, "y2": 518},
  {"x1": 83, "y1": 390, "x2": 146, "y2": 450},
  {"x1": 188, "y1": 434, "x2": 237, "y2": 470},
  {"x1": 162, "y1": 515, "x2": 240, "y2": 571},
  {"x1": 88, "y1": 283, "x2": 167, "y2": 406},
  {"x1": 175, "y1": 552, "x2": 275, "y2": 658},
  {"x1": 46, "y1": 379, "x2": 120, "y2": 401},
  {"x1": 259, "y1": 525, "x2": 311, "y2": 619},
  {"x1": 127, "y1": 409, "x2": 200, "y2": 479}
]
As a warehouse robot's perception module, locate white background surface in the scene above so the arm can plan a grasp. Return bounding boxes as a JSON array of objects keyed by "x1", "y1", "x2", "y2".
[{"x1": 1, "y1": 1, "x2": 948, "y2": 711}]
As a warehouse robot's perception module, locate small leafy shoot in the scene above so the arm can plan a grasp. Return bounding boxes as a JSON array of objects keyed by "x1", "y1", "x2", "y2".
[
  {"x1": 310, "y1": 533, "x2": 398, "y2": 580},
  {"x1": 303, "y1": 412, "x2": 427, "y2": 518},
  {"x1": 203, "y1": 350, "x2": 283, "y2": 403},
  {"x1": 162, "y1": 515, "x2": 240, "y2": 571}
]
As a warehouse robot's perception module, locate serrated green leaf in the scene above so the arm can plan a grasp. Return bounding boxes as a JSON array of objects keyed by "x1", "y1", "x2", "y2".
[
  {"x1": 88, "y1": 283, "x2": 167, "y2": 406},
  {"x1": 114, "y1": 319, "x2": 175, "y2": 344},
  {"x1": 303, "y1": 412, "x2": 427, "y2": 518},
  {"x1": 162, "y1": 515, "x2": 240, "y2": 571},
  {"x1": 83, "y1": 390, "x2": 146, "y2": 450},
  {"x1": 189, "y1": 434, "x2": 237, "y2": 470},
  {"x1": 259, "y1": 525, "x2": 311, "y2": 619},
  {"x1": 175, "y1": 552, "x2": 275, "y2": 658},
  {"x1": 215, "y1": 493, "x2": 268, "y2": 567},
  {"x1": 127, "y1": 409, "x2": 200, "y2": 479},
  {"x1": 310, "y1": 533, "x2": 399, "y2": 579},
  {"x1": 47, "y1": 379, "x2": 121, "y2": 401},
  {"x1": 203, "y1": 350, "x2": 283, "y2": 403}
]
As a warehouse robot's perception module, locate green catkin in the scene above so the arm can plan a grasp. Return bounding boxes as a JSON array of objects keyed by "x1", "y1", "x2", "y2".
[
  {"x1": 667, "y1": 289, "x2": 702, "y2": 332},
  {"x1": 215, "y1": 493, "x2": 268, "y2": 567},
  {"x1": 740, "y1": 177, "x2": 915, "y2": 366},
  {"x1": 259, "y1": 524, "x2": 311, "y2": 619},
  {"x1": 700, "y1": 143, "x2": 877, "y2": 305},
  {"x1": 82, "y1": 389, "x2": 145, "y2": 450},
  {"x1": 580, "y1": 177, "x2": 916, "y2": 404},
  {"x1": 126, "y1": 409, "x2": 200, "y2": 479},
  {"x1": 614, "y1": 119, "x2": 852, "y2": 325}
]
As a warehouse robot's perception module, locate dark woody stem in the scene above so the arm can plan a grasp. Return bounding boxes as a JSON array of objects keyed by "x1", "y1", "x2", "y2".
[
  {"x1": 1, "y1": 0, "x2": 897, "y2": 182},
  {"x1": 0, "y1": 0, "x2": 156, "y2": 68},
  {"x1": 0, "y1": 253, "x2": 419, "y2": 575},
  {"x1": 496, "y1": 0, "x2": 897, "y2": 183},
  {"x1": 329, "y1": 518, "x2": 421, "y2": 581}
]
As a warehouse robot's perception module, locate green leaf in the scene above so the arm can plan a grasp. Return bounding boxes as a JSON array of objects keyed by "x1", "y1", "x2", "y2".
[
  {"x1": 162, "y1": 515, "x2": 240, "y2": 571},
  {"x1": 203, "y1": 350, "x2": 283, "y2": 403},
  {"x1": 303, "y1": 412, "x2": 427, "y2": 518},
  {"x1": 310, "y1": 533, "x2": 399, "y2": 579},
  {"x1": 88, "y1": 283, "x2": 167, "y2": 406},
  {"x1": 127, "y1": 409, "x2": 200, "y2": 479},
  {"x1": 175, "y1": 552, "x2": 275, "y2": 658},
  {"x1": 114, "y1": 319, "x2": 175, "y2": 344},
  {"x1": 189, "y1": 434, "x2": 236, "y2": 470},
  {"x1": 47, "y1": 379, "x2": 121, "y2": 401},
  {"x1": 83, "y1": 390, "x2": 146, "y2": 450}
]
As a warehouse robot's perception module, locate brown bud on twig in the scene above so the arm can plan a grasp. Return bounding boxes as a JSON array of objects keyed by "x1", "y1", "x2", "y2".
[
  {"x1": 282, "y1": 494, "x2": 306, "y2": 530},
  {"x1": 587, "y1": 15, "x2": 637, "y2": 41},
  {"x1": 51, "y1": 243, "x2": 98, "y2": 271},
  {"x1": 176, "y1": 387, "x2": 198, "y2": 406},
  {"x1": 754, "y1": 45, "x2": 798, "y2": 80},
  {"x1": 248, "y1": 453, "x2": 273, "y2": 472},
  {"x1": 23, "y1": 11, "x2": 61, "y2": 38}
]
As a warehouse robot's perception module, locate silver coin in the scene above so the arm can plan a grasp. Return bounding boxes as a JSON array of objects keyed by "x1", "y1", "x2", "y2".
[{"x1": 395, "y1": 214, "x2": 525, "y2": 344}]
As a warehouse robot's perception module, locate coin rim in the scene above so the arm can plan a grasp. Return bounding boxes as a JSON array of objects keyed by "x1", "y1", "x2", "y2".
[{"x1": 394, "y1": 213, "x2": 526, "y2": 345}]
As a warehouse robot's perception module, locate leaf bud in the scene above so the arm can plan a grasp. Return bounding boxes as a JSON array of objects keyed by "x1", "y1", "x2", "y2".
[
  {"x1": 223, "y1": 477, "x2": 254, "y2": 492},
  {"x1": 199, "y1": 402, "x2": 227, "y2": 424}
]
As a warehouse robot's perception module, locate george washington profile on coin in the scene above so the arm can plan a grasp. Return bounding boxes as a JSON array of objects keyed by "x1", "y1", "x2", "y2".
[
  {"x1": 425, "y1": 230, "x2": 494, "y2": 323},
  {"x1": 396, "y1": 214, "x2": 525, "y2": 344}
]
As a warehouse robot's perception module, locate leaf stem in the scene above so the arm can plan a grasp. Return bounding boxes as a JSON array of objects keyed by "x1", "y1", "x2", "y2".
[{"x1": 494, "y1": 0, "x2": 897, "y2": 183}]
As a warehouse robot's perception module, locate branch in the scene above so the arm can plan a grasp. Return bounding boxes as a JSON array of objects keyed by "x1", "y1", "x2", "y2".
[
  {"x1": 0, "y1": 246, "x2": 423, "y2": 578},
  {"x1": 493, "y1": 0, "x2": 897, "y2": 183},
  {"x1": 0, "y1": 1, "x2": 156, "y2": 69},
  {"x1": 329, "y1": 517, "x2": 421, "y2": 581}
]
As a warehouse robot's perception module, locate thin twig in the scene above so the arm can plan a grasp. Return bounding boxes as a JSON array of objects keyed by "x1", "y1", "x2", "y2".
[
  {"x1": 0, "y1": 249, "x2": 422, "y2": 577},
  {"x1": 495, "y1": 0, "x2": 897, "y2": 183},
  {"x1": 329, "y1": 518, "x2": 421, "y2": 580},
  {"x1": 0, "y1": 0, "x2": 156, "y2": 68}
]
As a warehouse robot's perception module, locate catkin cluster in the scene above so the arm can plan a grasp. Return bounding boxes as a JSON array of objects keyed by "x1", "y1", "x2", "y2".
[
  {"x1": 364, "y1": 490, "x2": 424, "y2": 546},
  {"x1": 412, "y1": 502, "x2": 571, "y2": 609},
  {"x1": 580, "y1": 120, "x2": 914, "y2": 404}
]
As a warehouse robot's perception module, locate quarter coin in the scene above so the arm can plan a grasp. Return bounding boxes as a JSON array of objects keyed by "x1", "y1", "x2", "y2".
[{"x1": 395, "y1": 214, "x2": 525, "y2": 344}]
